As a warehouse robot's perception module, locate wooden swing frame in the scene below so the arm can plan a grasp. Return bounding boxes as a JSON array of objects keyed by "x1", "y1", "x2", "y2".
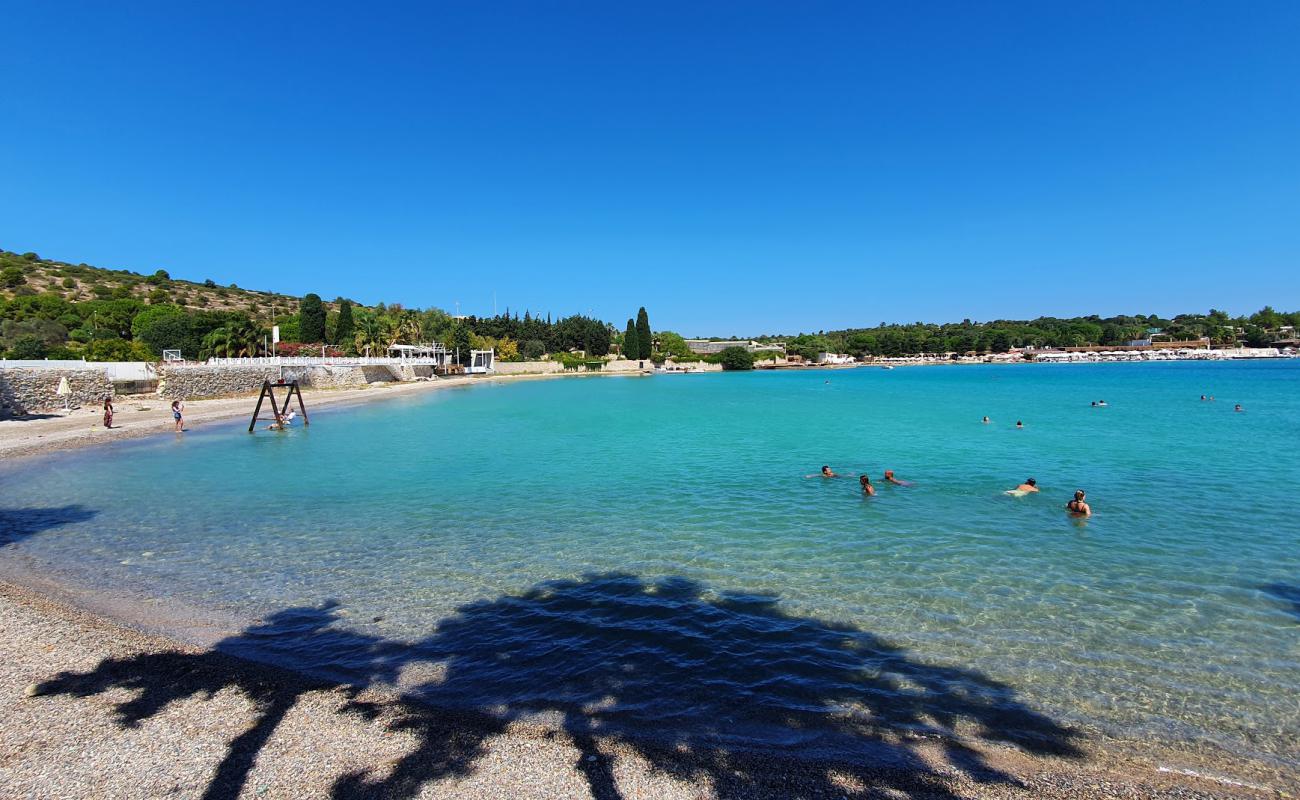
[{"x1": 248, "y1": 380, "x2": 310, "y2": 432}]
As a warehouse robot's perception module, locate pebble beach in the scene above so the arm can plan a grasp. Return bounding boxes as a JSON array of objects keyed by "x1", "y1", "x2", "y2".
[{"x1": 1, "y1": 579, "x2": 1286, "y2": 800}]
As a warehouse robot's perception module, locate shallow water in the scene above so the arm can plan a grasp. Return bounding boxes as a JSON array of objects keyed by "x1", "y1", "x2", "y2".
[{"x1": 3, "y1": 362, "x2": 1298, "y2": 772}]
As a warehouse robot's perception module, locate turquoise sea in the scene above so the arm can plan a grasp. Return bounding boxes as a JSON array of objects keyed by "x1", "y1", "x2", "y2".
[{"x1": 3, "y1": 362, "x2": 1298, "y2": 779}]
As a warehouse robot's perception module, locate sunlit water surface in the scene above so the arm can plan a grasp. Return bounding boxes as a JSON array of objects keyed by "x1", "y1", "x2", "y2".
[{"x1": 3, "y1": 362, "x2": 1298, "y2": 773}]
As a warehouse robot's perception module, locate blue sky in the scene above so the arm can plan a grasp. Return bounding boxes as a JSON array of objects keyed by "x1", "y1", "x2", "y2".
[{"x1": 2, "y1": 2, "x2": 1297, "y2": 336}]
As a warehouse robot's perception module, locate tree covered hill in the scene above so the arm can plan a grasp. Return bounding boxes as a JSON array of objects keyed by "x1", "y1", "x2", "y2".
[{"x1": 0, "y1": 248, "x2": 625, "y2": 363}]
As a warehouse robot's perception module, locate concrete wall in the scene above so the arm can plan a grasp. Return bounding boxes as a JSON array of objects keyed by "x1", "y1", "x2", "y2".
[{"x1": 0, "y1": 368, "x2": 114, "y2": 417}]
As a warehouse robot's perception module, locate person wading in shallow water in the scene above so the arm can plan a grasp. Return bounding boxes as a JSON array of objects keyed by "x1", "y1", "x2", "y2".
[
  {"x1": 171, "y1": 399, "x2": 185, "y2": 432},
  {"x1": 859, "y1": 474, "x2": 875, "y2": 496},
  {"x1": 1066, "y1": 490, "x2": 1091, "y2": 517}
]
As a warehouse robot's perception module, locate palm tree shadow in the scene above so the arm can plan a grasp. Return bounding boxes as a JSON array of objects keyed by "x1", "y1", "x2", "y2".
[
  {"x1": 1260, "y1": 583, "x2": 1300, "y2": 621},
  {"x1": 35, "y1": 574, "x2": 1085, "y2": 800},
  {"x1": 0, "y1": 505, "x2": 98, "y2": 546},
  {"x1": 336, "y1": 573, "x2": 1083, "y2": 799}
]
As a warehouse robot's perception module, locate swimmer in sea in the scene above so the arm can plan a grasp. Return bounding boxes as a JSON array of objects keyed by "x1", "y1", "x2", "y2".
[
  {"x1": 1200, "y1": 395, "x2": 1207, "y2": 401},
  {"x1": 982, "y1": 415, "x2": 991, "y2": 424},
  {"x1": 1066, "y1": 489, "x2": 1091, "y2": 517},
  {"x1": 883, "y1": 470, "x2": 911, "y2": 486},
  {"x1": 1015, "y1": 420, "x2": 1024, "y2": 429},
  {"x1": 806, "y1": 465, "x2": 840, "y2": 479},
  {"x1": 1234, "y1": 404, "x2": 1243, "y2": 412},
  {"x1": 1006, "y1": 477, "x2": 1038, "y2": 496},
  {"x1": 859, "y1": 474, "x2": 875, "y2": 496},
  {"x1": 1091, "y1": 401, "x2": 1097, "y2": 407},
  {"x1": 1098, "y1": 400, "x2": 1107, "y2": 407}
]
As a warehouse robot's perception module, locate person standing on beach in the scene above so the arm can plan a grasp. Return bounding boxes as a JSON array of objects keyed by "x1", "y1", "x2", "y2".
[
  {"x1": 171, "y1": 399, "x2": 185, "y2": 432},
  {"x1": 102, "y1": 396, "x2": 113, "y2": 429},
  {"x1": 859, "y1": 474, "x2": 875, "y2": 496},
  {"x1": 1066, "y1": 490, "x2": 1091, "y2": 517}
]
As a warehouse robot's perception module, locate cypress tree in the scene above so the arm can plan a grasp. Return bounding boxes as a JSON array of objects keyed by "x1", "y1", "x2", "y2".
[
  {"x1": 335, "y1": 300, "x2": 355, "y2": 345},
  {"x1": 624, "y1": 319, "x2": 638, "y2": 361},
  {"x1": 300, "y1": 293, "x2": 326, "y2": 342},
  {"x1": 635, "y1": 307, "x2": 652, "y2": 359}
]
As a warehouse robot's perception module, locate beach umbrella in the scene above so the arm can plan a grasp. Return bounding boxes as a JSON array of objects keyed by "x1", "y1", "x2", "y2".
[{"x1": 56, "y1": 376, "x2": 71, "y2": 412}]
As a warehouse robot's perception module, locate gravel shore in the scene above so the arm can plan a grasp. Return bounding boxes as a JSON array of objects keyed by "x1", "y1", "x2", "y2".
[{"x1": 0, "y1": 579, "x2": 1286, "y2": 800}]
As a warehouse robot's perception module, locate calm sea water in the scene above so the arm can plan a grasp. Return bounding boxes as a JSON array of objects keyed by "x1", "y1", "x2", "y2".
[{"x1": 3, "y1": 362, "x2": 1298, "y2": 773}]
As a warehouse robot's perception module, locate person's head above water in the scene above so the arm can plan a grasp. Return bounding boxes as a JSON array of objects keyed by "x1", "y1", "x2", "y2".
[
  {"x1": 1026, "y1": 478, "x2": 1037, "y2": 487},
  {"x1": 1073, "y1": 489, "x2": 1086, "y2": 500},
  {"x1": 884, "y1": 470, "x2": 894, "y2": 478},
  {"x1": 821, "y1": 465, "x2": 833, "y2": 476},
  {"x1": 859, "y1": 474, "x2": 871, "y2": 485}
]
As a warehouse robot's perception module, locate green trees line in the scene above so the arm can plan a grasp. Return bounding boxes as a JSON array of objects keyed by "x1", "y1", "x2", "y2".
[{"x1": 754, "y1": 308, "x2": 1298, "y2": 361}]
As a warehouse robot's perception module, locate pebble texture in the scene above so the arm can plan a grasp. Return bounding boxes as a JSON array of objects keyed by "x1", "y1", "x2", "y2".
[
  {"x1": 0, "y1": 367, "x2": 114, "y2": 416},
  {"x1": 0, "y1": 581, "x2": 1282, "y2": 800}
]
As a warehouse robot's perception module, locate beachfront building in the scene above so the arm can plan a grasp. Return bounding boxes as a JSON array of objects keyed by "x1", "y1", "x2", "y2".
[
  {"x1": 685, "y1": 339, "x2": 786, "y2": 355},
  {"x1": 467, "y1": 348, "x2": 496, "y2": 374},
  {"x1": 815, "y1": 353, "x2": 858, "y2": 365}
]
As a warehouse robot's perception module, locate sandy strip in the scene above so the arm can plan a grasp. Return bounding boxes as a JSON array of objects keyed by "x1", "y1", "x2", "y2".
[
  {"x1": 0, "y1": 371, "x2": 625, "y2": 461},
  {"x1": 0, "y1": 578, "x2": 1285, "y2": 799}
]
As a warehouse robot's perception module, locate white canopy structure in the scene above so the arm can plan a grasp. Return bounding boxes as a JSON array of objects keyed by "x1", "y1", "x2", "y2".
[{"x1": 467, "y1": 348, "x2": 495, "y2": 374}]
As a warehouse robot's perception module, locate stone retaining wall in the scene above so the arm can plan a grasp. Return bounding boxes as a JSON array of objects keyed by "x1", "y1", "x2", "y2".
[
  {"x1": 0, "y1": 368, "x2": 115, "y2": 417},
  {"x1": 491, "y1": 361, "x2": 564, "y2": 376},
  {"x1": 157, "y1": 366, "x2": 282, "y2": 399},
  {"x1": 492, "y1": 359, "x2": 657, "y2": 375},
  {"x1": 157, "y1": 364, "x2": 412, "y2": 398}
]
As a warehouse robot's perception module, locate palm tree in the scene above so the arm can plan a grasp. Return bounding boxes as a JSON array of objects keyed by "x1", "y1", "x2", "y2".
[{"x1": 352, "y1": 312, "x2": 385, "y2": 356}]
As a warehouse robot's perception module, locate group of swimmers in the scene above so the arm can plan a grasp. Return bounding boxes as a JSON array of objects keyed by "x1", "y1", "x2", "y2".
[
  {"x1": 808, "y1": 466, "x2": 1092, "y2": 517},
  {"x1": 1007, "y1": 477, "x2": 1092, "y2": 516},
  {"x1": 1201, "y1": 395, "x2": 1246, "y2": 412}
]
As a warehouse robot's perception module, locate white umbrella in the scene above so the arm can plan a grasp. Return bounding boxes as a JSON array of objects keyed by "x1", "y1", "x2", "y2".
[{"x1": 55, "y1": 376, "x2": 71, "y2": 413}]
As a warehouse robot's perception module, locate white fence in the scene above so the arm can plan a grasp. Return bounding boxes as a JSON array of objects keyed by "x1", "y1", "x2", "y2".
[
  {"x1": 0, "y1": 359, "x2": 157, "y2": 381},
  {"x1": 0, "y1": 359, "x2": 92, "y2": 369}
]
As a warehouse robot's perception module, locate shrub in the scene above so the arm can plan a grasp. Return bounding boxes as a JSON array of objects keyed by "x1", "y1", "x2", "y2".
[
  {"x1": 0, "y1": 266, "x2": 26, "y2": 288},
  {"x1": 148, "y1": 288, "x2": 170, "y2": 304},
  {"x1": 61, "y1": 277, "x2": 77, "y2": 289},
  {"x1": 7, "y1": 335, "x2": 47, "y2": 359},
  {"x1": 717, "y1": 346, "x2": 755, "y2": 371}
]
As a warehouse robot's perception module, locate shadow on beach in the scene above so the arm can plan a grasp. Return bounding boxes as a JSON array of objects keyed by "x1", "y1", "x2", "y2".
[
  {"x1": 36, "y1": 572, "x2": 1084, "y2": 800},
  {"x1": 0, "y1": 505, "x2": 98, "y2": 547}
]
